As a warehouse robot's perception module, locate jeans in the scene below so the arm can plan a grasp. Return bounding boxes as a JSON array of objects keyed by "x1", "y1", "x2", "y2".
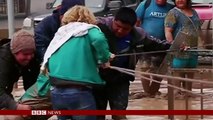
[
  {"x1": 93, "y1": 81, "x2": 130, "y2": 120},
  {"x1": 51, "y1": 87, "x2": 96, "y2": 120}
]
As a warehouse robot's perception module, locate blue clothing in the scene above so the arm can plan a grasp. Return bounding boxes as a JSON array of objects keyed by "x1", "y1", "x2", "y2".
[
  {"x1": 165, "y1": 7, "x2": 201, "y2": 46},
  {"x1": 94, "y1": 17, "x2": 171, "y2": 116},
  {"x1": 172, "y1": 54, "x2": 198, "y2": 68},
  {"x1": 34, "y1": 10, "x2": 61, "y2": 63},
  {"x1": 136, "y1": 0, "x2": 174, "y2": 39},
  {"x1": 165, "y1": 7, "x2": 201, "y2": 68},
  {"x1": 97, "y1": 16, "x2": 171, "y2": 83},
  {"x1": 51, "y1": 87, "x2": 96, "y2": 120},
  {"x1": 115, "y1": 34, "x2": 131, "y2": 68}
]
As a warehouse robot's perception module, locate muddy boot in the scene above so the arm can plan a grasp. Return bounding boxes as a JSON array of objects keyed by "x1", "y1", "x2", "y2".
[{"x1": 112, "y1": 115, "x2": 128, "y2": 120}]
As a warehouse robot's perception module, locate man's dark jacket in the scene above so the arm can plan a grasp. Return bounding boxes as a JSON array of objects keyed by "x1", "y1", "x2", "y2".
[
  {"x1": 34, "y1": 9, "x2": 61, "y2": 62},
  {"x1": 97, "y1": 18, "x2": 171, "y2": 84},
  {"x1": 0, "y1": 43, "x2": 23, "y2": 109}
]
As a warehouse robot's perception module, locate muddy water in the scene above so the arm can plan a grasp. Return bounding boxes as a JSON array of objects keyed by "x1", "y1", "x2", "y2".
[
  {"x1": 8, "y1": 80, "x2": 213, "y2": 120},
  {"x1": 127, "y1": 80, "x2": 213, "y2": 120},
  {"x1": 6, "y1": 63, "x2": 213, "y2": 120},
  {"x1": 125, "y1": 63, "x2": 213, "y2": 120}
]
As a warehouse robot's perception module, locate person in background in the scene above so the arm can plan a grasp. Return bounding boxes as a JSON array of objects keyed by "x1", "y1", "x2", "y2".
[
  {"x1": 44, "y1": 5, "x2": 112, "y2": 120},
  {"x1": 135, "y1": 0, "x2": 174, "y2": 98},
  {"x1": 35, "y1": 0, "x2": 84, "y2": 63},
  {"x1": 164, "y1": 0, "x2": 203, "y2": 98},
  {"x1": 19, "y1": 0, "x2": 85, "y2": 95},
  {"x1": 0, "y1": 30, "x2": 35, "y2": 111},
  {"x1": 93, "y1": 7, "x2": 171, "y2": 120}
]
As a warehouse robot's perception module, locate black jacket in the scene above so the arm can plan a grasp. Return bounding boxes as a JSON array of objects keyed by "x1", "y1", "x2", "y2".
[
  {"x1": 97, "y1": 22, "x2": 170, "y2": 84},
  {"x1": 34, "y1": 9, "x2": 61, "y2": 63},
  {"x1": 0, "y1": 43, "x2": 24, "y2": 109},
  {"x1": 0, "y1": 43, "x2": 39, "y2": 109}
]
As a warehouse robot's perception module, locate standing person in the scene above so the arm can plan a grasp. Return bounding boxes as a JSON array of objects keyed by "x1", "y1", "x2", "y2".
[
  {"x1": 164, "y1": 0, "x2": 202, "y2": 98},
  {"x1": 20, "y1": 0, "x2": 84, "y2": 92},
  {"x1": 42, "y1": 5, "x2": 112, "y2": 120},
  {"x1": 0, "y1": 30, "x2": 35, "y2": 110},
  {"x1": 135, "y1": 0, "x2": 174, "y2": 97},
  {"x1": 94, "y1": 7, "x2": 171, "y2": 120},
  {"x1": 35, "y1": 0, "x2": 84, "y2": 63}
]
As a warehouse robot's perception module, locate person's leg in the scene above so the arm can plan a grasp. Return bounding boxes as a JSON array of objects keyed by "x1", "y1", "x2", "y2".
[
  {"x1": 149, "y1": 75, "x2": 163, "y2": 97},
  {"x1": 184, "y1": 72, "x2": 194, "y2": 91},
  {"x1": 140, "y1": 59, "x2": 152, "y2": 96},
  {"x1": 18, "y1": 83, "x2": 52, "y2": 120},
  {"x1": 107, "y1": 81, "x2": 130, "y2": 120},
  {"x1": 172, "y1": 72, "x2": 185, "y2": 96},
  {"x1": 141, "y1": 72, "x2": 151, "y2": 95},
  {"x1": 183, "y1": 55, "x2": 197, "y2": 92},
  {"x1": 93, "y1": 86, "x2": 108, "y2": 120},
  {"x1": 172, "y1": 58, "x2": 188, "y2": 98},
  {"x1": 51, "y1": 87, "x2": 96, "y2": 120},
  {"x1": 149, "y1": 56, "x2": 164, "y2": 97}
]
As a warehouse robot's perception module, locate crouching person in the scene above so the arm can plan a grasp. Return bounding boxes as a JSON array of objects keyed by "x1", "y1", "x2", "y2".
[
  {"x1": 0, "y1": 30, "x2": 35, "y2": 114},
  {"x1": 4, "y1": 66, "x2": 52, "y2": 120}
]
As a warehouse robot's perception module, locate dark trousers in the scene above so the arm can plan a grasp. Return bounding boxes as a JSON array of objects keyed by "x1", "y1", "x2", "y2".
[{"x1": 93, "y1": 81, "x2": 130, "y2": 120}]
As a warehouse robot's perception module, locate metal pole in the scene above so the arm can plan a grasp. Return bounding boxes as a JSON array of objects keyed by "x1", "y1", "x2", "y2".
[
  {"x1": 7, "y1": 0, "x2": 15, "y2": 38},
  {"x1": 168, "y1": 68, "x2": 174, "y2": 120},
  {"x1": 25, "y1": 0, "x2": 31, "y2": 16}
]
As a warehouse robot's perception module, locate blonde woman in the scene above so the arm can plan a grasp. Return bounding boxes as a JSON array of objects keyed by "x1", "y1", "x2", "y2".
[{"x1": 43, "y1": 5, "x2": 112, "y2": 120}]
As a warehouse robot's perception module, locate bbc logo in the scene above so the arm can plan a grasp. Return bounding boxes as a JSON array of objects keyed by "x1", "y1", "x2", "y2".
[{"x1": 31, "y1": 110, "x2": 47, "y2": 115}]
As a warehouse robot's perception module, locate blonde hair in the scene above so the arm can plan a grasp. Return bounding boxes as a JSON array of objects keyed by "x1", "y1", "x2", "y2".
[{"x1": 61, "y1": 5, "x2": 97, "y2": 25}]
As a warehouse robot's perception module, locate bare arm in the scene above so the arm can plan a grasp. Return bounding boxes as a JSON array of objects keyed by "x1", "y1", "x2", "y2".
[
  {"x1": 165, "y1": 27, "x2": 174, "y2": 44},
  {"x1": 198, "y1": 30, "x2": 205, "y2": 48}
]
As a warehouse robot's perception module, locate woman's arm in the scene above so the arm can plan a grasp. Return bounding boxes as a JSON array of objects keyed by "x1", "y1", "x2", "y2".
[{"x1": 165, "y1": 27, "x2": 174, "y2": 44}]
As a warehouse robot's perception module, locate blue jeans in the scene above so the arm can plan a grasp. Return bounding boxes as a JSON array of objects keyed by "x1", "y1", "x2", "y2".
[{"x1": 51, "y1": 87, "x2": 96, "y2": 120}]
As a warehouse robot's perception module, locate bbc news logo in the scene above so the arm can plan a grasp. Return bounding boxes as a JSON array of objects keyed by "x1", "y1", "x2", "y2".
[
  {"x1": 31, "y1": 110, "x2": 62, "y2": 115},
  {"x1": 31, "y1": 110, "x2": 47, "y2": 115}
]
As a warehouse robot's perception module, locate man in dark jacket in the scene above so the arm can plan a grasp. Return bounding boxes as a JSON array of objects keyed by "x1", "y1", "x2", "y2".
[
  {"x1": 93, "y1": 7, "x2": 171, "y2": 120},
  {"x1": 35, "y1": 0, "x2": 84, "y2": 62},
  {"x1": 0, "y1": 30, "x2": 35, "y2": 110}
]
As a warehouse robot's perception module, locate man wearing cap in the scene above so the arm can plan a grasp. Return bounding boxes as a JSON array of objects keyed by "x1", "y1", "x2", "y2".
[
  {"x1": 35, "y1": 0, "x2": 84, "y2": 63},
  {"x1": 0, "y1": 30, "x2": 35, "y2": 110}
]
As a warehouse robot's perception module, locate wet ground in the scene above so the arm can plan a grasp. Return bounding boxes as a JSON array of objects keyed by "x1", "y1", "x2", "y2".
[
  {"x1": 1, "y1": 64, "x2": 213, "y2": 120},
  {"x1": 7, "y1": 78, "x2": 213, "y2": 120}
]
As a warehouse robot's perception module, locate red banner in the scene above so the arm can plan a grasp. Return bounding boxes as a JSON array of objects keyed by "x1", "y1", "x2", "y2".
[{"x1": 0, "y1": 110, "x2": 213, "y2": 115}]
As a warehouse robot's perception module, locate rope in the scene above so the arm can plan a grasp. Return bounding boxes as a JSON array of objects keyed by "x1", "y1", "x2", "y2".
[
  {"x1": 118, "y1": 68, "x2": 204, "y2": 97},
  {"x1": 112, "y1": 67, "x2": 213, "y2": 98},
  {"x1": 115, "y1": 44, "x2": 213, "y2": 57},
  {"x1": 110, "y1": 66, "x2": 213, "y2": 85}
]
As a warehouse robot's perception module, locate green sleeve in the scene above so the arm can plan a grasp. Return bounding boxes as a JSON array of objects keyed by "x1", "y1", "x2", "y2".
[{"x1": 88, "y1": 28, "x2": 111, "y2": 64}]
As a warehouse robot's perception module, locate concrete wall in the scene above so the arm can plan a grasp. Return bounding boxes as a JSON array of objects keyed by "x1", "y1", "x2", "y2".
[
  {"x1": 0, "y1": 0, "x2": 55, "y2": 39},
  {"x1": 31, "y1": 0, "x2": 54, "y2": 13}
]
